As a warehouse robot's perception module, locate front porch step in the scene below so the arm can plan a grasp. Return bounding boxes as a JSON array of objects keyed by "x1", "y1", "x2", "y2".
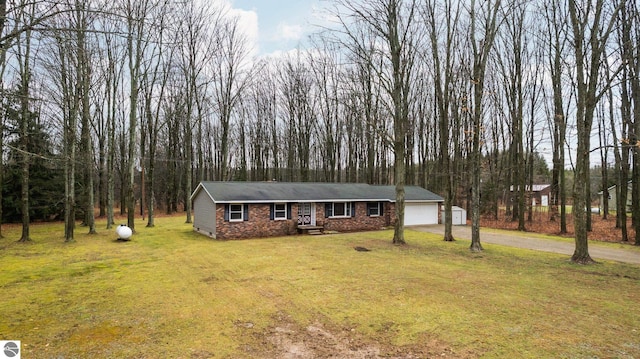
[{"x1": 297, "y1": 225, "x2": 324, "y2": 235}]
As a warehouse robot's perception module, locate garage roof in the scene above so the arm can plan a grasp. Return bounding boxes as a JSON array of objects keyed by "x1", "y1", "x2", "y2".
[{"x1": 192, "y1": 181, "x2": 444, "y2": 204}]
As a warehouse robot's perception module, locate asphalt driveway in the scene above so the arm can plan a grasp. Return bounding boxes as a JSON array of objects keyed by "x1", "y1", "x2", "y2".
[{"x1": 411, "y1": 225, "x2": 640, "y2": 265}]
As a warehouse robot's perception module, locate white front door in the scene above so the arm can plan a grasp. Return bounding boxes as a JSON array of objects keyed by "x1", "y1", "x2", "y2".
[{"x1": 297, "y1": 203, "x2": 316, "y2": 226}]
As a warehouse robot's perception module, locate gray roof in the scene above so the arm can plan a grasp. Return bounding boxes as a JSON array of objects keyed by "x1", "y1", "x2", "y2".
[
  {"x1": 192, "y1": 181, "x2": 443, "y2": 203},
  {"x1": 509, "y1": 184, "x2": 551, "y2": 192}
]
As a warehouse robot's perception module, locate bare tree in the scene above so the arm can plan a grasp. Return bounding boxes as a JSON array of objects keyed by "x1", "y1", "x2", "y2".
[
  {"x1": 423, "y1": 0, "x2": 463, "y2": 241},
  {"x1": 141, "y1": 2, "x2": 175, "y2": 227},
  {"x1": 211, "y1": 15, "x2": 252, "y2": 182},
  {"x1": 567, "y1": 0, "x2": 621, "y2": 263},
  {"x1": 278, "y1": 52, "x2": 316, "y2": 182},
  {"x1": 542, "y1": 0, "x2": 569, "y2": 233},
  {"x1": 245, "y1": 60, "x2": 278, "y2": 181},
  {"x1": 178, "y1": 0, "x2": 224, "y2": 222},
  {"x1": 330, "y1": 0, "x2": 419, "y2": 244},
  {"x1": 467, "y1": 0, "x2": 503, "y2": 252},
  {"x1": 495, "y1": 2, "x2": 527, "y2": 230},
  {"x1": 122, "y1": 0, "x2": 157, "y2": 231},
  {"x1": 76, "y1": 0, "x2": 96, "y2": 234},
  {"x1": 13, "y1": 0, "x2": 37, "y2": 242},
  {"x1": 613, "y1": 3, "x2": 635, "y2": 242},
  {"x1": 597, "y1": 99, "x2": 610, "y2": 220},
  {"x1": 340, "y1": 28, "x2": 388, "y2": 185},
  {"x1": 103, "y1": 16, "x2": 125, "y2": 230},
  {"x1": 619, "y1": 3, "x2": 640, "y2": 245},
  {"x1": 308, "y1": 39, "x2": 343, "y2": 183},
  {"x1": 49, "y1": 5, "x2": 78, "y2": 242}
]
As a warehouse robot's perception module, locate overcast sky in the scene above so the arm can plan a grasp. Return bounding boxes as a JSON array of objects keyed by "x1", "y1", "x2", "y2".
[{"x1": 227, "y1": 0, "x2": 323, "y2": 56}]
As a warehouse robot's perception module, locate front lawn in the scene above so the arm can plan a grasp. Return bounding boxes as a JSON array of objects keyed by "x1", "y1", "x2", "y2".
[{"x1": 1, "y1": 217, "x2": 639, "y2": 358}]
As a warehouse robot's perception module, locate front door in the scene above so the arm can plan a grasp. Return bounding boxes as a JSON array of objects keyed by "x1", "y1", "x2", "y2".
[{"x1": 297, "y1": 203, "x2": 315, "y2": 226}]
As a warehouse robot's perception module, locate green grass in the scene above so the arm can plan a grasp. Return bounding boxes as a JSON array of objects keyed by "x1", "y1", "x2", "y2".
[{"x1": 1, "y1": 217, "x2": 639, "y2": 358}]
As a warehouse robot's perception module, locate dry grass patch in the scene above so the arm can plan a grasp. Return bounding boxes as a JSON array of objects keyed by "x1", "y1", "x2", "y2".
[{"x1": 0, "y1": 217, "x2": 639, "y2": 358}]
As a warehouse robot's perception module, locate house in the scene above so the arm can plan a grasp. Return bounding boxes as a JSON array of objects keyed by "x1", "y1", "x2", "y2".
[
  {"x1": 599, "y1": 181, "x2": 633, "y2": 213},
  {"x1": 509, "y1": 184, "x2": 552, "y2": 206},
  {"x1": 191, "y1": 181, "x2": 444, "y2": 239}
]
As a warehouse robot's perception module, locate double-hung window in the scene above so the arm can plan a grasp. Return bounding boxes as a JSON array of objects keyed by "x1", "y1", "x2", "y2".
[
  {"x1": 367, "y1": 202, "x2": 383, "y2": 217},
  {"x1": 229, "y1": 204, "x2": 244, "y2": 221},
  {"x1": 274, "y1": 203, "x2": 287, "y2": 220}
]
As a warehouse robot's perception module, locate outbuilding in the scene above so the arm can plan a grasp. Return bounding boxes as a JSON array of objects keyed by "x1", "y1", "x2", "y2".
[
  {"x1": 191, "y1": 181, "x2": 444, "y2": 239},
  {"x1": 441, "y1": 206, "x2": 467, "y2": 226},
  {"x1": 598, "y1": 181, "x2": 633, "y2": 213}
]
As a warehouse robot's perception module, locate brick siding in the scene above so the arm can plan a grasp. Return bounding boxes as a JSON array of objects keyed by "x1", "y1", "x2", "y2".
[
  {"x1": 323, "y1": 202, "x2": 395, "y2": 232},
  {"x1": 215, "y1": 202, "x2": 398, "y2": 240},
  {"x1": 215, "y1": 204, "x2": 297, "y2": 239}
]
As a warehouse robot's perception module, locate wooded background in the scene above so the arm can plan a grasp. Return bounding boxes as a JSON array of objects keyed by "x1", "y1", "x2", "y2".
[{"x1": 0, "y1": 0, "x2": 638, "y2": 257}]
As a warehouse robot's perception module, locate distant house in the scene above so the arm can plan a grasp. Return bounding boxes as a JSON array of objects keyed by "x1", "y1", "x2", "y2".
[
  {"x1": 509, "y1": 184, "x2": 552, "y2": 206},
  {"x1": 191, "y1": 181, "x2": 444, "y2": 239},
  {"x1": 599, "y1": 182, "x2": 633, "y2": 213}
]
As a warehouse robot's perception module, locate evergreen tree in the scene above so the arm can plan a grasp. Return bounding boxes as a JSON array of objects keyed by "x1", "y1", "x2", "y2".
[{"x1": 2, "y1": 100, "x2": 64, "y2": 223}]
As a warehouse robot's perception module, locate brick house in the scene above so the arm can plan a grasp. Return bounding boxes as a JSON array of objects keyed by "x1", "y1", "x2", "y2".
[{"x1": 191, "y1": 181, "x2": 444, "y2": 239}]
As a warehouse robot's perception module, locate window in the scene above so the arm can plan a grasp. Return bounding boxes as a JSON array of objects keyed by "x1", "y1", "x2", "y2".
[
  {"x1": 367, "y1": 202, "x2": 383, "y2": 216},
  {"x1": 331, "y1": 202, "x2": 351, "y2": 218},
  {"x1": 229, "y1": 204, "x2": 243, "y2": 221},
  {"x1": 225, "y1": 204, "x2": 248, "y2": 222},
  {"x1": 274, "y1": 203, "x2": 287, "y2": 220}
]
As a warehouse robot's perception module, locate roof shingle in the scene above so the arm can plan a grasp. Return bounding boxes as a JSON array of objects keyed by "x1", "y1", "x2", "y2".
[{"x1": 193, "y1": 182, "x2": 443, "y2": 203}]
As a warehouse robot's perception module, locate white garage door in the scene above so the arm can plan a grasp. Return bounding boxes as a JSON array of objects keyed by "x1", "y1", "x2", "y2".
[{"x1": 404, "y1": 203, "x2": 438, "y2": 226}]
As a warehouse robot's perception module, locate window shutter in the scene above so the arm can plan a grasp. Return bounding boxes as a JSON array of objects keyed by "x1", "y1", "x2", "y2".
[
  {"x1": 351, "y1": 202, "x2": 356, "y2": 217},
  {"x1": 325, "y1": 203, "x2": 332, "y2": 218},
  {"x1": 379, "y1": 202, "x2": 384, "y2": 215},
  {"x1": 224, "y1": 204, "x2": 229, "y2": 221},
  {"x1": 270, "y1": 204, "x2": 274, "y2": 220},
  {"x1": 243, "y1": 204, "x2": 249, "y2": 221},
  {"x1": 287, "y1": 203, "x2": 292, "y2": 219}
]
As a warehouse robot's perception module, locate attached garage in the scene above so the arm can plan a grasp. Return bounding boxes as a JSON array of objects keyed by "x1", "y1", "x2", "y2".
[{"x1": 404, "y1": 202, "x2": 440, "y2": 226}]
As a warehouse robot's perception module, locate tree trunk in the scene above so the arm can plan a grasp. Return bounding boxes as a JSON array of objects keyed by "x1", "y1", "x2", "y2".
[
  {"x1": 126, "y1": 3, "x2": 145, "y2": 232},
  {"x1": 77, "y1": 4, "x2": 96, "y2": 235},
  {"x1": 468, "y1": 0, "x2": 501, "y2": 252},
  {"x1": 387, "y1": 0, "x2": 408, "y2": 245},
  {"x1": 127, "y1": 64, "x2": 137, "y2": 232},
  {"x1": 56, "y1": 31, "x2": 77, "y2": 242},
  {"x1": 609, "y1": 84, "x2": 627, "y2": 240},
  {"x1": 568, "y1": 0, "x2": 619, "y2": 263},
  {"x1": 425, "y1": 0, "x2": 460, "y2": 242},
  {"x1": 17, "y1": 7, "x2": 33, "y2": 243},
  {"x1": 105, "y1": 36, "x2": 118, "y2": 230},
  {"x1": 598, "y1": 112, "x2": 609, "y2": 220}
]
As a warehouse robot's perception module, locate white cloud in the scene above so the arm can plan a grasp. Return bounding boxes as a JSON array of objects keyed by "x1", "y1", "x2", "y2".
[
  {"x1": 230, "y1": 8, "x2": 259, "y2": 41},
  {"x1": 231, "y1": 7, "x2": 260, "y2": 55},
  {"x1": 214, "y1": 0, "x2": 260, "y2": 55},
  {"x1": 276, "y1": 22, "x2": 304, "y2": 41}
]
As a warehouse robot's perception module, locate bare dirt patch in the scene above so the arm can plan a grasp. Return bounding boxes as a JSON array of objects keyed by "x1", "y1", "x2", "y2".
[{"x1": 241, "y1": 312, "x2": 477, "y2": 358}]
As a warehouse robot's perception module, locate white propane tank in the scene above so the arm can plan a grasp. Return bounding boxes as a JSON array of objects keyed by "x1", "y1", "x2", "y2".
[{"x1": 116, "y1": 224, "x2": 133, "y2": 240}]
